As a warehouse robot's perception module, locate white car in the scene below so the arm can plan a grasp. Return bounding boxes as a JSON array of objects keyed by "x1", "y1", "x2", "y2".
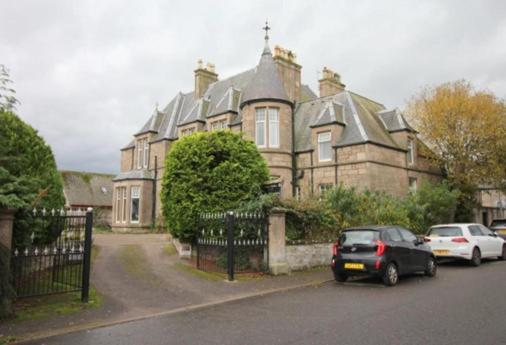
[{"x1": 425, "y1": 223, "x2": 506, "y2": 266}]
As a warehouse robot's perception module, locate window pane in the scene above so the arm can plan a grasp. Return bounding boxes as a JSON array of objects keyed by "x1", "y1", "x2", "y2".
[
  {"x1": 131, "y1": 187, "x2": 140, "y2": 222},
  {"x1": 143, "y1": 140, "x2": 149, "y2": 168},
  {"x1": 318, "y1": 132, "x2": 332, "y2": 161},
  {"x1": 268, "y1": 108, "x2": 279, "y2": 148},
  {"x1": 407, "y1": 139, "x2": 414, "y2": 165},
  {"x1": 256, "y1": 108, "x2": 266, "y2": 146}
]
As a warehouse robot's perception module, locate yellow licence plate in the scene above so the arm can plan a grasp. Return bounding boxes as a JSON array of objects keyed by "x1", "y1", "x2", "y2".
[
  {"x1": 433, "y1": 250, "x2": 450, "y2": 255},
  {"x1": 498, "y1": 229, "x2": 506, "y2": 235},
  {"x1": 344, "y1": 263, "x2": 364, "y2": 270}
]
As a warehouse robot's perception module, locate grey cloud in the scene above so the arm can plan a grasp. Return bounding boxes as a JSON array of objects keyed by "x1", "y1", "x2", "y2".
[{"x1": 1, "y1": 0, "x2": 505, "y2": 173}]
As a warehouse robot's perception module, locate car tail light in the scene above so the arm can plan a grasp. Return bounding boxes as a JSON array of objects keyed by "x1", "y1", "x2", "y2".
[
  {"x1": 376, "y1": 240, "x2": 386, "y2": 256},
  {"x1": 332, "y1": 242, "x2": 339, "y2": 256},
  {"x1": 451, "y1": 237, "x2": 469, "y2": 243},
  {"x1": 424, "y1": 237, "x2": 431, "y2": 242}
]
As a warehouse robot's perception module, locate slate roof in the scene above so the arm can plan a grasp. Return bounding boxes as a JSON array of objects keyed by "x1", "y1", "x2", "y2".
[
  {"x1": 240, "y1": 43, "x2": 291, "y2": 107},
  {"x1": 112, "y1": 170, "x2": 155, "y2": 181},
  {"x1": 61, "y1": 171, "x2": 114, "y2": 207},
  {"x1": 122, "y1": 41, "x2": 415, "y2": 159},
  {"x1": 294, "y1": 91, "x2": 404, "y2": 152},
  {"x1": 377, "y1": 108, "x2": 416, "y2": 132}
]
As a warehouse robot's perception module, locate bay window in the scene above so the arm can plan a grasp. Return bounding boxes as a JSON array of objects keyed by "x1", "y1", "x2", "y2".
[
  {"x1": 255, "y1": 108, "x2": 266, "y2": 147},
  {"x1": 255, "y1": 107, "x2": 279, "y2": 148},
  {"x1": 268, "y1": 108, "x2": 279, "y2": 148},
  {"x1": 130, "y1": 186, "x2": 140, "y2": 223},
  {"x1": 137, "y1": 138, "x2": 149, "y2": 169},
  {"x1": 407, "y1": 139, "x2": 414, "y2": 165}
]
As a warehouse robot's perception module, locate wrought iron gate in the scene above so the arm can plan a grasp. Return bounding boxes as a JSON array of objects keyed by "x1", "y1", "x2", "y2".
[
  {"x1": 196, "y1": 212, "x2": 268, "y2": 280},
  {"x1": 10, "y1": 208, "x2": 93, "y2": 302}
]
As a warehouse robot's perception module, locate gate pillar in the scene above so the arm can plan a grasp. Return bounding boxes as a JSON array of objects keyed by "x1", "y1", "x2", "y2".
[
  {"x1": 0, "y1": 208, "x2": 16, "y2": 318},
  {"x1": 0, "y1": 208, "x2": 16, "y2": 252},
  {"x1": 268, "y1": 208, "x2": 290, "y2": 275}
]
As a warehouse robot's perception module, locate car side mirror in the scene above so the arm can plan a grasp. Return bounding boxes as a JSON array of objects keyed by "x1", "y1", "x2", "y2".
[
  {"x1": 489, "y1": 232, "x2": 498, "y2": 237},
  {"x1": 414, "y1": 238, "x2": 424, "y2": 245}
]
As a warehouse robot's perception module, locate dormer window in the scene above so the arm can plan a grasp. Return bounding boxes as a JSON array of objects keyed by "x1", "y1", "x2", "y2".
[
  {"x1": 137, "y1": 138, "x2": 149, "y2": 169},
  {"x1": 318, "y1": 132, "x2": 332, "y2": 162},
  {"x1": 407, "y1": 139, "x2": 415, "y2": 166},
  {"x1": 255, "y1": 107, "x2": 279, "y2": 148}
]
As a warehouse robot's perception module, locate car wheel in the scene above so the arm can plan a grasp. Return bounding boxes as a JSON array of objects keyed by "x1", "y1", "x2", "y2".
[
  {"x1": 382, "y1": 263, "x2": 399, "y2": 286},
  {"x1": 470, "y1": 247, "x2": 481, "y2": 267},
  {"x1": 334, "y1": 272, "x2": 348, "y2": 283},
  {"x1": 499, "y1": 245, "x2": 506, "y2": 261},
  {"x1": 425, "y1": 256, "x2": 437, "y2": 277}
]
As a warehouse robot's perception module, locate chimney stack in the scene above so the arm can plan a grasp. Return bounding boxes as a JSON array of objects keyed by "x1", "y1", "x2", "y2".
[
  {"x1": 319, "y1": 67, "x2": 345, "y2": 97},
  {"x1": 194, "y1": 59, "x2": 218, "y2": 99},
  {"x1": 273, "y1": 45, "x2": 302, "y2": 102}
]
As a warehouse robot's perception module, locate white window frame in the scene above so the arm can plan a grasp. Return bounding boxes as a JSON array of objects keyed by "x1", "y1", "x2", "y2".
[
  {"x1": 137, "y1": 140, "x2": 143, "y2": 169},
  {"x1": 268, "y1": 108, "x2": 280, "y2": 148},
  {"x1": 318, "y1": 132, "x2": 332, "y2": 162},
  {"x1": 143, "y1": 140, "x2": 149, "y2": 169},
  {"x1": 407, "y1": 139, "x2": 415, "y2": 165},
  {"x1": 409, "y1": 177, "x2": 417, "y2": 192},
  {"x1": 130, "y1": 186, "x2": 141, "y2": 223},
  {"x1": 115, "y1": 188, "x2": 122, "y2": 223},
  {"x1": 319, "y1": 183, "x2": 334, "y2": 196},
  {"x1": 121, "y1": 187, "x2": 127, "y2": 223},
  {"x1": 220, "y1": 119, "x2": 228, "y2": 130},
  {"x1": 255, "y1": 108, "x2": 267, "y2": 147}
]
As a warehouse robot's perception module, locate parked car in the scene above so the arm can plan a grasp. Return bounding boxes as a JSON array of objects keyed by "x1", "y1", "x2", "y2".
[
  {"x1": 425, "y1": 224, "x2": 506, "y2": 266},
  {"x1": 331, "y1": 226, "x2": 437, "y2": 286},
  {"x1": 490, "y1": 219, "x2": 506, "y2": 241}
]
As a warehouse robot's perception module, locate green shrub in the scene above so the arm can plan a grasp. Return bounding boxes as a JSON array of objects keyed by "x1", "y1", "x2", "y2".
[
  {"x1": 161, "y1": 131, "x2": 269, "y2": 241},
  {"x1": 0, "y1": 110, "x2": 65, "y2": 247},
  {"x1": 405, "y1": 181, "x2": 460, "y2": 234},
  {"x1": 282, "y1": 197, "x2": 338, "y2": 241}
]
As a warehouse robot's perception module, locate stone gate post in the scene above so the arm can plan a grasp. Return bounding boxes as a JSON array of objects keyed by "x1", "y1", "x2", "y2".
[
  {"x1": 0, "y1": 208, "x2": 16, "y2": 318},
  {"x1": 0, "y1": 208, "x2": 16, "y2": 253},
  {"x1": 268, "y1": 208, "x2": 290, "y2": 275}
]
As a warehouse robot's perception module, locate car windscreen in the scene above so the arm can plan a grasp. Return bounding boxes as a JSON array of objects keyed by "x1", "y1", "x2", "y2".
[
  {"x1": 340, "y1": 230, "x2": 379, "y2": 245},
  {"x1": 428, "y1": 227, "x2": 463, "y2": 237},
  {"x1": 490, "y1": 220, "x2": 506, "y2": 227}
]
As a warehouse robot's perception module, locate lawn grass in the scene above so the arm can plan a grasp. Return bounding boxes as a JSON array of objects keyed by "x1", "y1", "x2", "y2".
[
  {"x1": 7, "y1": 286, "x2": 102, "y2": 324},
  {"x1": 0, "y1": 335, "x2": 16, "y2": 345},
  {"x1": 174, "y1": 262, "x2": 266, "y2": 282},
  {"x1": 92, "y1": 226, "x2": 112, "y2": 234},
  {"x1": 163, "y1": 243, "x2": 177, "y2": 256}
]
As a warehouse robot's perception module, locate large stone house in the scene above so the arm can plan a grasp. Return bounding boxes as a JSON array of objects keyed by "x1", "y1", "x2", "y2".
[{"x1": 112, "y1": 30, "x2": 440, "y2": 232}]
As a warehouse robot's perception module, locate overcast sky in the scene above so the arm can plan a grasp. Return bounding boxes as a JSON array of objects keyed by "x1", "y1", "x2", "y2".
[{"x1": 1, "y1": 0, "x2": 505, "y2": 174}]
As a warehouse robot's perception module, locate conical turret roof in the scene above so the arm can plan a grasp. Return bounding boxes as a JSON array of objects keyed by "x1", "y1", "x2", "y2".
[{"x1": 240, "y1": 42, "x2": 292, "y2": 107}]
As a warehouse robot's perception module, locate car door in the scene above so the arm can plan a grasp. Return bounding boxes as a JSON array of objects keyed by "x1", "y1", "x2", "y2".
[
  {"x1": 398, "y1": 227, "x2": 426, "y2": 271},
  {"x1": 479, "y1": 225, "x2": 503, "y2": 256},
  {"x1": 384, "y1": 228, "x2": 411, "y2": 274},
  {"x1": 468, "y1": 225, "x2": 490, "y2": 257}
]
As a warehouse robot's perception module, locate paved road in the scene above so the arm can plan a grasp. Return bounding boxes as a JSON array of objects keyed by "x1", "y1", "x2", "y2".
[{"x1": 23, "y1": 259, "x2": 506, "y2": 345}]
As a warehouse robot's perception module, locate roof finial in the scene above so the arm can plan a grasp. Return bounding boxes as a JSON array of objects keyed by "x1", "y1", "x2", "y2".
[{"x1": 263, "y1": 20, "x2": 270, "y2": 42}]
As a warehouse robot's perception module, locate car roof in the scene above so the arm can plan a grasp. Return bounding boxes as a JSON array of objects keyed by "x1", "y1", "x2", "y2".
[
  {"x1": 430, "y1": 223, "x2": 478, "y2": 228},
  {"x1": 344, "y1": 225, "x2": 394, "y2": 232}
]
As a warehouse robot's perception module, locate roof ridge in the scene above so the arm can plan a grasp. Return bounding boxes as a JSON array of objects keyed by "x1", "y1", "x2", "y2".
[{"x1": 60, "y1": 170, "x2": 115, "y2": 177}]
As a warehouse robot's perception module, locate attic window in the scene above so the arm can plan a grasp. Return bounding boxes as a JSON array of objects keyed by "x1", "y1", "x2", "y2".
[
  {"x1": 407, "y1": 139, "x2": 415, "y2": 165},
  {"x1": 318, "y1": 132, "x2": 332, "y2": 162}
]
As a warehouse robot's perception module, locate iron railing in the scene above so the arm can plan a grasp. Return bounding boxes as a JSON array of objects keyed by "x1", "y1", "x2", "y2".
[{"x1": 10, "y1": 208, "x2": 93, "y2": 301}]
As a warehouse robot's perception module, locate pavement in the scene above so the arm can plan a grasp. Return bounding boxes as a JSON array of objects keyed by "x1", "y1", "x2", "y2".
[
  {"x1": 18, "y1": 258, "x2": 506, "y2": 345},
  {"x1": 0, "y1": 234, "x2": 331, "y2": 342}
]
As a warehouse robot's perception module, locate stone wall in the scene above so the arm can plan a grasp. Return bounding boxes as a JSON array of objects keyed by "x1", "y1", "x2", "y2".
[
  {"x1": 286, "y1": 243, "x2": 333, "y2": 271},
  {"x1": 120, "y1": 148, "x2": 134, "y2": 172}
]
